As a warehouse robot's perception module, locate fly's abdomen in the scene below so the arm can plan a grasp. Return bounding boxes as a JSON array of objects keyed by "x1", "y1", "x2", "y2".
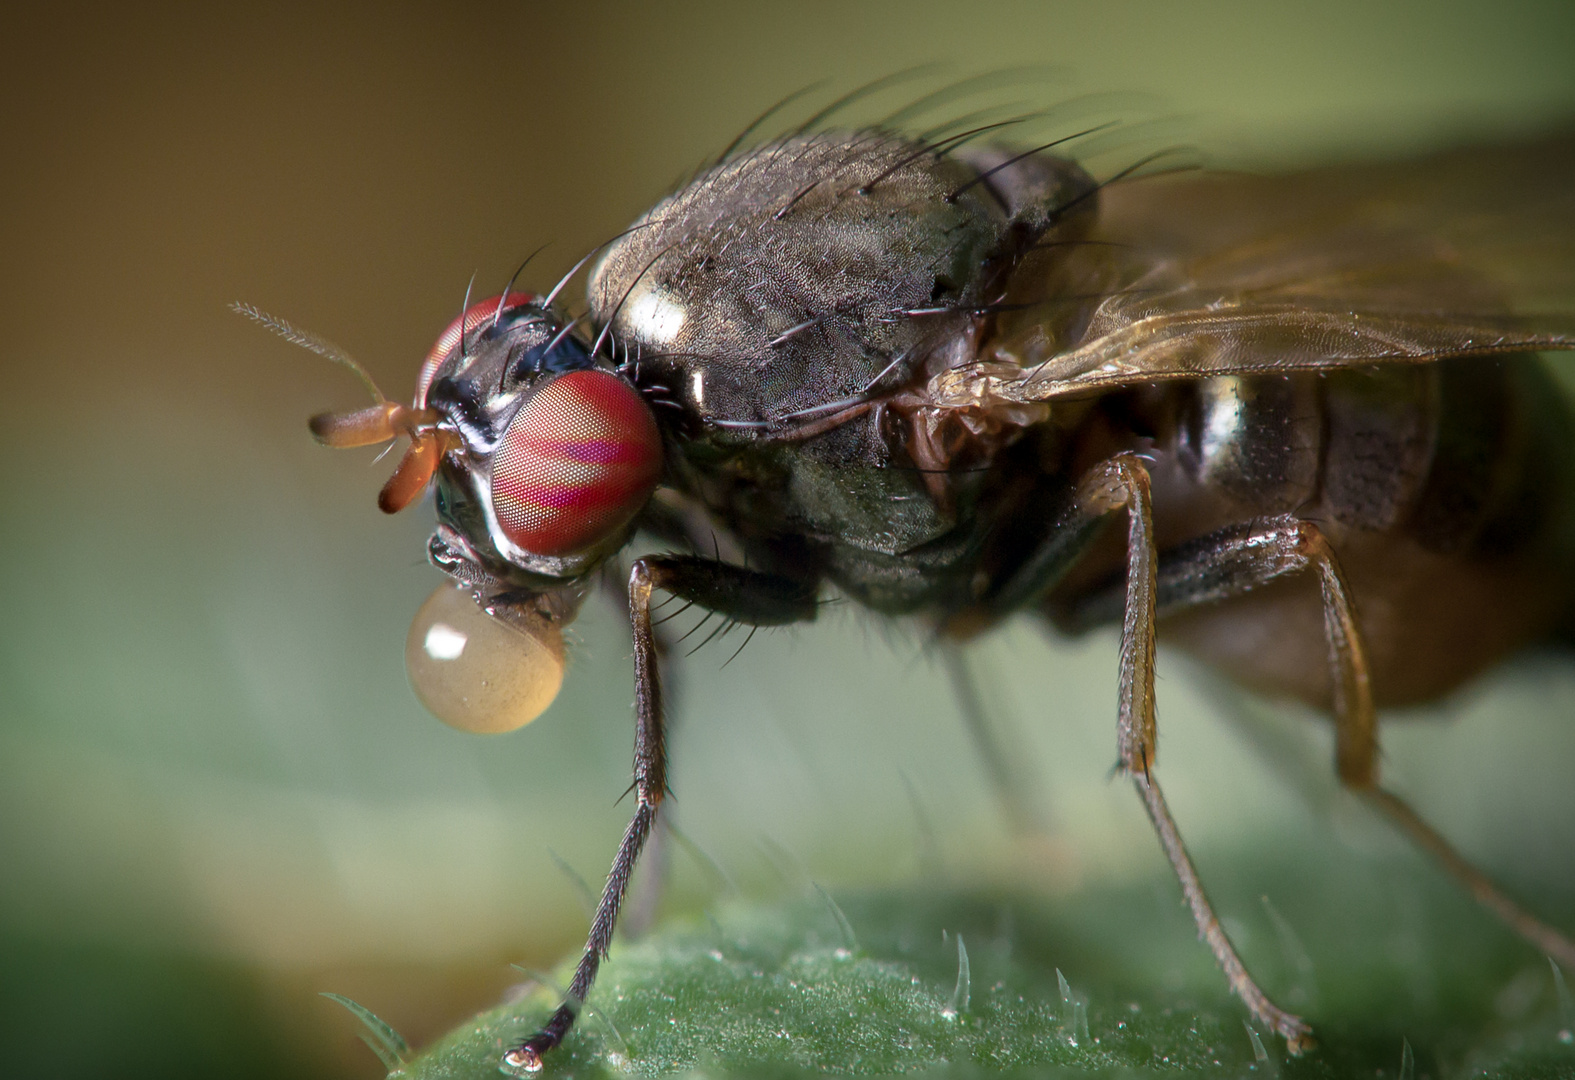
[
  {"x1": 1177, "y1": 357, "x2": 1574, "y2": 563},
  {"x1": 1408, "y1": 356, "x2": 1575, "y2": 562},
  {"x1": 1152, "y1": 356, "x2": 1575, "y2": 708}
]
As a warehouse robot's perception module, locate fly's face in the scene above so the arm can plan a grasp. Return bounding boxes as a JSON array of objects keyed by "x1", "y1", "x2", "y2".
[
  {"x1": 297, "y1": 292, "x2": 664, "y2": 733},
  {"x1": 414, "y1": 292, "x2": 664, "y2": 582}
]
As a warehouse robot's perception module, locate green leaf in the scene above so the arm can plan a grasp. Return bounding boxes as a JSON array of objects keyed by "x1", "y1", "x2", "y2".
[{"x1": 390, "y1": 870, "x2": 1575, "y2": 1079}]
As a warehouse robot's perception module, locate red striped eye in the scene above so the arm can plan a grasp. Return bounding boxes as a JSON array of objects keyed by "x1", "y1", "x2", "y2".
[{"x1": 491, "y1": 369, "x2": 662, "y2": 557}]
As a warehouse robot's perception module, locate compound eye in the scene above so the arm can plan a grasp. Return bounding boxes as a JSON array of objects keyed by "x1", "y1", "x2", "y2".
[{"x1": 491, "y1": 369, "x2": 662, "y2": 557}]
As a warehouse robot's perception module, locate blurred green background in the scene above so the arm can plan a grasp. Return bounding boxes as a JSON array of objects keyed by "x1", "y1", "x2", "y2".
[{"x1": 3, "y1": 2, "x2": 1575, "y2": 1076}]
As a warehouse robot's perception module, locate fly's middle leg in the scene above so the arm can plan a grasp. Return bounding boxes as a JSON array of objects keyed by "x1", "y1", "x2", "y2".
[
  {"x1": 1068, "y1": 455, "x2": 1317, "y2": 1052},
  {"x1": 938, "y1": 642, "x2": 1046, "y2": 835}
]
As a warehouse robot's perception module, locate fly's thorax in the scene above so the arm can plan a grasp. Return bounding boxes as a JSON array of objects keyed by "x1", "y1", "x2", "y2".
[
  {"x1": 582, "y1": 131, "x2": 1096, "y2": 605},
  {"x1": 588, "y1": 131, "x2": 1097, "y2": 439}
]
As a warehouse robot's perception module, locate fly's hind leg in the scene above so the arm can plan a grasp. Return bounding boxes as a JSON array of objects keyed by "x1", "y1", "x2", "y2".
[
  {"x1": 1361, "y1": 794, "x2": 1575, "y2": 968},
  {"x1": 1062, "y1": 507, "x2": 1575, "y2": 1010},
  {"x1": 1292, "y1": 534, "x2": 1575, "y2": 970},
  {"x1": 1063, "y1": 455, "x2": 1316, "y2": 1051}
]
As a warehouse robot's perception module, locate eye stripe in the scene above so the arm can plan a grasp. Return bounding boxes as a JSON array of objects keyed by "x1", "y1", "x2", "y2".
[
  {"x1": 503, "y1": 434, "x2": 655, "y2": 465},
  {"x1": 493, "y1": 478, "x2": 651, "y2": 512}
]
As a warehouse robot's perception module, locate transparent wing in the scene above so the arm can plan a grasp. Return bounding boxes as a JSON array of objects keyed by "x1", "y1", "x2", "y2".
[{"x1": 939, "y1": 134, "x2": 1575, "y2": 408}]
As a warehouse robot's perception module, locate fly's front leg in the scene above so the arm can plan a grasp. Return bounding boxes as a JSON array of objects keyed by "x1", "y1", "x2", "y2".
[
  {"x1": 504, "y1": 556, "x2": 818, "y2": 1073},
  {"x1": 597, "y1": 554, "x2": 672, "y2": 939},
  {"x1": 1074, "y1": 456, "x2": 1159, "y2": 775},
  {"x1": 1067, "y1": 458, "x2": 1316, "y2": 1051}
]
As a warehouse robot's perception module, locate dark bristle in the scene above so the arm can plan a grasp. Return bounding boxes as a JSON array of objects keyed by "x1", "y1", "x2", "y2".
[
  {"x1": 1027, "y1": 238, "x2": 1135, "y2": 253},
  {"x1": 652, "y1": 600, "x2": 695, "y2": 628},
  {"x1": 592, "y1": 241, "x2": 680, "y2": 358},
  {"x1": 716, "y1": 83, "x2": 827, "y2": 164},
  {"x1": 1047, "y1": 145, "x2": 1198, "y2": 224},
  {"x1": 493, "y1": 244, "x2": 550, "y2": 329},
  {"x1": 686, "y1": 617, "x2": 738, "y2": 658},
  {"x1": 880, "y1": 66, "x2": 1064, "y2": 130},
  {"x1": 789, "y1": 65, "x2": 940, "y2": 136},
  {"x1": 543, "y1": 219, "x2": 664, "y2": 312},
  {"x1": 916, "y1": 103, "x2": 1033, "y2": 145},
  {"x1": 857, "y1": 117, "x2": 1031, "y2": 196},
  {"x1": 722, "y1": 625, "x2": 759, "y2": 668},
  {"x1": 674, "y1": 610, "x2": 715, "y2": 645},
  {"x1": 944, "y1": 121, "x2": 1118, "y2": 204},
  {"x1": 766, "y1": 317, "x2": 822, "y2": 347},
  {"x1": 456, "y1": 274, "x2": 476, "y2": 360}
]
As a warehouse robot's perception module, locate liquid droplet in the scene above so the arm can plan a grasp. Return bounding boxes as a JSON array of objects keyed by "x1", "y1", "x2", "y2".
[{"x1": 405, "y1": 582, "x2": 564, "y2": 733}]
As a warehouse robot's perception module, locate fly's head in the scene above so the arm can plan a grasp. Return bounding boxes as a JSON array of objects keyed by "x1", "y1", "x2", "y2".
[
  {"x1": 285, "y1": 292, "x2": 663, "y2": 733},
  {"x1": 410, "y1": 292, "x2": 664, "y2": 581}
]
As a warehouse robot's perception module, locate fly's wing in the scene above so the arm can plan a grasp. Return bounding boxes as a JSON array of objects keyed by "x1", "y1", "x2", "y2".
[{"x1": 939, "y1": 134, "x2": 1575, "y2": 408}]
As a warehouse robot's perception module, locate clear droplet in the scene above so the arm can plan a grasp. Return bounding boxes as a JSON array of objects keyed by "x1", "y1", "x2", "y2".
[{"x1": 405, "y1": 582, "x2": 564, "y2": 733}]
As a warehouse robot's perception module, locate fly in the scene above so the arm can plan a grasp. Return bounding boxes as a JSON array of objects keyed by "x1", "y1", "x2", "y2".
[{"x1": 246, "y1": 103, "x2": 1575, "y2": 1071}]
